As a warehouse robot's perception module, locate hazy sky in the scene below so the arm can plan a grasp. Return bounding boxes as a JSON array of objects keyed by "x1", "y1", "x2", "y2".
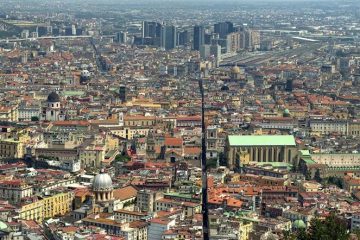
[{"x1": 26, "y1": 0, "x2": 342, "y2": 2}]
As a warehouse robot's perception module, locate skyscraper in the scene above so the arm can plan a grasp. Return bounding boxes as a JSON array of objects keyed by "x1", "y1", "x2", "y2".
[
  {"x1": 177, "y1": 30, "x2": 189, "y2": 46},
  {"x1": 241, "y1": 29, "x2": 260, "y2": 50},
  {"x1": 160, "y1": 25, "x2": 177, "y2": 50},
  {"x1": 226, "y1": 32, "x2": 241, "y2": 53},
  {"x1": 200, "y1": 45, "x2": 211, "y2": 59},
  {"x1": 214, "y1": 21, "x2": 234, "y2": 39},
  {"x1": 65, "y1": 27, "x2": 72, "y2": 36},
  {"x1": 142, "y1": 21, "x2": 160, "y2": 38},
  {"x1": 142, "y1": 21, "x2": 149, "y2": 38},
  {"x1": 193, "y1": 25, "x2": 205, "y2": 51},
  {"x1": 141, "y1": 21, "x2": 163, "y2": 46},
  {"x1": 37, "y1": 26, "x2": 47, "y2": 37},
  {"x1": 210, "y1": 44, "x2": 222, "y2": 64},
  {"x1": 71, "y1": 25, "x2": 77, "y2": 35},
  {"x1": 116, "y1": 32, "x2": 127, "y2": 44}
]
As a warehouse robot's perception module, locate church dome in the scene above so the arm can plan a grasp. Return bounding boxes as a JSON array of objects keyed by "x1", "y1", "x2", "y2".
[
  {"x1": 47, "y1": 92, "x2": 60, "y2": 102},
  {"x1": 81, "y1": 70, "x2": 90, "y2": 78},
  {"x1": 221, "y1": 85, "x2": 229, "y2": 91},
  {"x1": 232, "y1": 65, "x2": 241, "y2": 74},
  {"x1": 283, "y1": 108, "x2": 291, "y2": 117},
  {"x1": 244, "y1": 115, "x2": 252, "y2": 123},
  {"x1": 293, "y1": 220, "x2": 306, "y2": 229},
  {"x1": 93, "y1": 172, "x2": 113, "y2": 192}
]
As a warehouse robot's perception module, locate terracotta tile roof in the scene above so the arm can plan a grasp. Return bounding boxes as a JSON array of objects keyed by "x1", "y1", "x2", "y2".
[
  {"x1": 114, "y1": 209, "x2": 147, "y2": 216},
  {"x1": 176, "y1": 116, "x2": 201, "y2": 121},
  {"x1": 129, "y1": 220, "x2": 149, "y2": 228},
  {"x1": 61, "y1": 226, "x2": 79, "y2": 233},
  {"x1": 183, "y1": 147, "x2": 201, "y2": 155},
  {"x1": 53, "y1": 120, "x2": 90, "y2": 126},
  {"x1": 156, "y1": 209, "x2": 182, "y2": 218},
  {"x1": 113, "y1": 185, "x2": 138, "y2": 201},
  {"x1": 20, "y1": 220, "x2": 41, "y2": 229},
  {"x1": 164, "y1": 137, "x2": 183, "y2": 146},
  {"x1": 150, "y1": 217, "x2": 173, "y2": 225},
  {"x1": 75, "y1": 188, "x2": 91, "y2": 197},
  {"x1": 124, "y1": 115, "x2": 156, "y2": 120},
  {"x1": 86, "y1": 234, "x2": 124, "y2": 240}
]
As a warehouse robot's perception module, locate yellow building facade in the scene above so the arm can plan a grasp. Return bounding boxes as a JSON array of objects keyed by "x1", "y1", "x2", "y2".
[
  {"x1": 110, "y1": 127, "x2": 151, "y2": 140},
  {"x1": 0, "y1": 106, "x2": 18, "y2": 122},
  {"x1": 19, "y1": 191, "x2": 74, "y2": 223},
  {"x1": 79, "y1": 146, "x2": 106, "y2": 169},
  {"x1": 18, "y1": 199, "x2": 44, "y2": 223},
  {"x1": 42, "y1": 191, "x2": 73, "y2": 219},
  {"x1": 239, "y1": 221, "x2": 253, "y2": 240},
  {"x1": 0, "y1": 139, "x2": 24, "y2": 159},
  {"x1": 124, "y1": 115, "x2": 156, "y2": 127}
]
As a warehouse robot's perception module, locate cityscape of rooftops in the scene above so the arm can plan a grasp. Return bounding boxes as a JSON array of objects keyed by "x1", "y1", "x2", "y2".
[{"x1": 0, "y1": 0, "x2": 359, "y2": 239}]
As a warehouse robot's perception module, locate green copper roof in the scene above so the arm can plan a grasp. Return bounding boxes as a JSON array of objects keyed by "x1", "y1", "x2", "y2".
[
  {"x1": 164, "y1": 192, "x2": 194, "y2": 200},
  {"x1": 293, "y1": 220, "x2": 306, "y2": 229},
  {"x1": 303, "y1": 159, "x2": 316, "y2": 164},
  {"x1": 255, "y1": 162, "x2": 293, "y2": 168},
  {"x1": 228, "y1": 135, "x2": 296, "y2": 146},
  {"x1": 300, "y1": 150, "x2": 311, "y2": 156},
  {"x1": 0, "y1": 221, "x2": 11, "y2": 232}
]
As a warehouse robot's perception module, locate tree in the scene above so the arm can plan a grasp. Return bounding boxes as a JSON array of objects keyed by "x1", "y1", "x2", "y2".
[
  {"x1": 351, "y1": 229, "x2": 360, "y2": 239},
  {"x1": 314, "y1": 169, "x2": 322, "y2": 183},
  {"x1": 283, "y1": 230, "x2": 297, "y2": 240},
  {"x1": 114, "y1": 154, "x2": 130, "y2": 163},
  {"x1": 218, "y1": 152, "x2": 226, "y2": 166},
  {"x1": 31, "y1": 116, "x2": 39, "y2": 121},
  {"x1": 327, "y1": 176, "x2": 343, "y2": 189},
  {"x1": 305, "y1": 170, "x2": 312, "y2": 180},
  {"x1": 295, "y1": 213, "x2": 349, "y2": 240},
  {"x1": 206, "y1": 158, "x2": 218, "y2": 169}
]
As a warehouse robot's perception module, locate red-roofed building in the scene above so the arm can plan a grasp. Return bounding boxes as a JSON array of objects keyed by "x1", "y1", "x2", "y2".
[
  {"x1": 164, "y1": 137, "x2": 183, "y2": 148},
  {"x1": 0, "y1": 162, "x2": 27, "y2": 174},
  {"x1": 0, "y1": 180, "x2": 33, "y2": 203},
  {"x1": 176, "y1": 116, "x2": 201, "y2": 128},
  {"x1": 148, "y1": 217, "x2": 176, "y2": 240}
]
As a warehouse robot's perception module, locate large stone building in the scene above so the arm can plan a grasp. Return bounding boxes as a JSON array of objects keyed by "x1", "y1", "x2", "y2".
[
  {"x1": 226, "y1": 32, "x2": 241, "y2": 53},
  {"x1": 206, "y1": 125, "x2": 224, "y2": 159},
  {"x1": 0, "y1": 105, "x2": 18, "y2": 122},
  {"x1": 17, "y1": 189, "x2": 74, "y2": 223},
  {"x1": 41, "y1": 92, "x2": 66, "y2": 122},
  {"x1": 299, "y1": 150, "x2": 360, "y2": 178},
  {"x1": 0, "y1": 138, "x2": 24, "y2": 159},
  {"x1": 309, "y1": 118, "x2": 360, "y2": 136},
  {"x1": 79, "y1": 145, "x2": 106, "y2": 169},
  {"x1": 0, "y1": 180, "x2": 33, "y2": 203},
  {"x1": 136, "y1": 189, "x2": 163, "y2": 212},
  {"x1": 226, "y1": 135, "x2": 298, "y2": 170},
  {"x1": 83, "y1": 215, "x2": 148, "y2": 239}
]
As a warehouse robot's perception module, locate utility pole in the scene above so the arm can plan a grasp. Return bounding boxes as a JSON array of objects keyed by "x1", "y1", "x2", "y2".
[{"x1": 199, "y1": 79, "x2": 209, "y2": 240}]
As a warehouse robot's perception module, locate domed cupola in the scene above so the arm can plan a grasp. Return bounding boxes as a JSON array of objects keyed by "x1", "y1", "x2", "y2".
[
  {"x1": 92, "y1": 170, "x2": 114, "y2": 202},
  {"x1": 47, "y1": 91, "x2": 60, "y2": 103}
]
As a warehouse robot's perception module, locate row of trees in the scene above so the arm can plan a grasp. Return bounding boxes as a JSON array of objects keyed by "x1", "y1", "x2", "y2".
[{"x1": 284, "y1": 213, "x2": 359, "y2": 240}]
